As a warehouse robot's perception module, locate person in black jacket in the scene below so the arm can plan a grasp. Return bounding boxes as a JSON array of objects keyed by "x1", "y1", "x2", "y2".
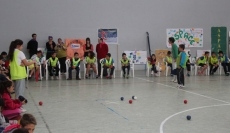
[
  {"x1": 27, "y1": 34, "x2": 38, "y2": 58},
  {"x1": 46, "y1": 36, "x2": 56, "y2": 59}
]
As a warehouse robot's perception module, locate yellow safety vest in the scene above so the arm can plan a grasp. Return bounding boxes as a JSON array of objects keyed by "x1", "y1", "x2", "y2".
[
  {"x1": 49, "y1": 57, "x2": 58, "y2": 67},
  {"x1": 166, "y1": 56, "x2": 172, "y2": 64},
  {"x1": 120, "y1": 58, "x2": 130, "y2": 65},
  {"x1": 210, "y1": 57, "x2": 218, "y2": 65},
  {"x1": 86, "y1": 56, "x2": 96, "y2": 64},
  {"x1": 105, "y1": 58, "x2": 112, "y2": 66},
  {"x1": 73, "y1": 58, "x2": 81, "y2": 67}
]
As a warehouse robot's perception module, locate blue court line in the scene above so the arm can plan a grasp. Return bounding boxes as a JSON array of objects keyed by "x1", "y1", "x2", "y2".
[{"x1": 96, "y1": 99, "x2": 129, "y2": 121}]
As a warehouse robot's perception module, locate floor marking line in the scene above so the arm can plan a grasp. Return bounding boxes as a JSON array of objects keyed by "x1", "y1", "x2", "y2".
[{"x1": 159, "y1": 104, "x2": 230, "y2": 133}]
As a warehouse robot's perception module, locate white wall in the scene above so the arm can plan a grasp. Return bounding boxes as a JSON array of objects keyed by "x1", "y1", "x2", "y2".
[{"x1": 0, "y1": 0, "x2": 230, "y2": 69}]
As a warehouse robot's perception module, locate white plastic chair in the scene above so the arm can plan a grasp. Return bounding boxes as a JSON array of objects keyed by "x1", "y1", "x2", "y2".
[
  {"x1": 46, "y1": 59, "x2": 61, "y2": 80},
  {"x1": 100, "y1": 58, "x2": 116, "y2": 78},
  {"x1": 163, "y1": 58, "x2": 171, "y2": 76},
  {"x1": 65, "y1": 59, "x2": 81, "y2": 79},
  {"x1": 83, "y1": 58, "x2": 98, "y2": 79},
  {"x1": 146, "y1": 58, "x2": 161, "y2": 77},
  {"x1": 26, "y1": 61, "x2": 42, "y2": 80},
  {"x1": 194, "y1": 58, "x2": 209, "y2": 76},
  {"x1": 218, "y1": 58, "x2": 230, "y2": 75},
  {"x1": 120, "y1": 60, "x2": 135, "y2": 78}
]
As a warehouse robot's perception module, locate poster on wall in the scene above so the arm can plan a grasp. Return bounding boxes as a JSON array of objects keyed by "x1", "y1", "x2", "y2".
[
  {"x1": 197, "y1": 50, "x2": 211, "y2": 58},
  {"x1": 155, "y1": 49, "x2": 168, "y2": 72},
  {"x1": 211, "y1": 27, "x2": 227, "y2": 54},
  {"x1": 167, "y1": 28, "x2": 203, "y2": 48},
  {"x1": 65, "y1": 39, "x2": 85, "y2": 60},
  {"x1": 98, "y1": 29, "x2": 118, "y2": 44},
  {"x1": 124, "y1": 51, "x2": 147, "y2": 64}
]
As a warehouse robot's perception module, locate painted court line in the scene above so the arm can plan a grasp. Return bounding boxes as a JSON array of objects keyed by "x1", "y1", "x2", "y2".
[
  {"x1": 159, "y1": 103, "x2": 230, "y2": 133},
  {"x1": 135, "y1": 77, "x2": 230, "y2": 104}
]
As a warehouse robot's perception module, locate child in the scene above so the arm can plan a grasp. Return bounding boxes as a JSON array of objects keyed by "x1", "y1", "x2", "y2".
[
  {"x1": 186, "y1": 56, "x2": 191, "y2": 77},
  {"x1": 147, "y1": 54, "x2": 159, "y2": 76},
  {"x1": 177, "y1": 44, "x2": 187, "y2": 88},
  {"x1": 67, "y1": 52, "x2": 81, "y2": 80},
  {"x1": 48, "y1": 52, "x2": 60, "y2": 80},
  {"x1": 28, "y1": 51, "x2": 42, "y2": 80},
  {"x1": 0, "y1": 52, "x2": 9, "y2": 70},
  {"x1": 102, "y1": 53, "x2": 115, "y2": 79},
  {"x1": 0, "y1": 81, "x2": 26, "y2": 120},
  {"x1": 12, "y1": 128, "x2": 29, "y2": 133},
  {"x1": 218, "y1": 51, "x2": 230, "y2": 76},
  {"x1": 165, "y1": 51, "x2": 173, "y2": 76},
  {"x1": 197, "y1": 51, "x2": 209, "y2": 75},
  {"x1": 121, "y1": 53, "x2": 130, "y2": 78},
  {"x1": 209, "y1": 52, "x2": 219, "y2": 75},
  {"x1": 0, "y1": 98, "x2": 10, "y2": 132},
  {"x1": 3, "y1": 113, "x2": 37, "y2": 133},
  {"x1": 0, "y1": 56, "x2": 9, "y2": 78},
  {"x1": 85, "y1": 51, "x2": 98, "y2": 79}
]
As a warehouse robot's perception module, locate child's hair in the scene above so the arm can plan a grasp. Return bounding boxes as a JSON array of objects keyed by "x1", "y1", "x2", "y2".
[
  {"x1": 1, "y1": 52, "x2": 7, "y2": 56},
  {"x1": 8, "y1": 39, "x2": 23, "y2": 61},
  {"x1": 204, "y1": 51, "x2": 210, "y2": 55},
  {"x1": 20, "y1": 114, "x2": 37, "y2": 128},
  {"x1": 168, "y1": 37, "x2": 175, "y2": 43},
  {"x1": 211, "y1": 52, "x2": 216, "y2": 55},
  {"x1": 218, "y1": 51, "x2": 223, "y2": 54},
  {"x1": 36, "y1": 50, "x2": 42, "y2": 54},
  {"x1": 12, "y1": 128, "x2": 29, "y2": 133},
  {"x1": 106, "y1": 53, "x2": 111, "y2": 57},
  {"x1": 99, "y1": 38, "x2": 103, "y2": 41},
  {"x1": 74, "y1": 52, "x2": 78, "y2": 56},
  {"x1": 151, "y1": 54, "x2": 156, "y2": 57},
  {"x1": 122, "y1": 53, "x2": 126, "y2": 56},
  {"x1": 0, "y1": 55, "x2": 3, "y2": 60},
  {"x1": 88, "y1": 51, "x2": 95, "y2": 59},
  {"x1": 0, "y1": 80, "x2": 13, "y2": 95},
  {"x1": 32, "y1": 34, "x2": 36, "y2": 38},
  {"x1": 167, "y1": 51, "x2": 171, "y2": 55},
  {"x1": 51, "y1": 52, "x2": 56, "y2": 55},
  {"x1": 0, "y1": 98, "x2": 4, "y2": 108},
  {"x1": 179, "y1": 44, "x2": 185, "y2": 50}
]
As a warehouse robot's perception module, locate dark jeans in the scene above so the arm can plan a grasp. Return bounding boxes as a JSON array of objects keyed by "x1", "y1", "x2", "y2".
[
  {"x1": 167, "y1": 63, "x2": 173, "y2": 74},
  {"x1": 177, "y1": 68, "x2": 184, "y2": 85},
  {"x1": 58, "y1": 57, "x2": 66, "y2": 73},
  {"x1": 122, "y1": 65, "x2": 130, "y2": 75},
  {"x1": 103, "y1": 66, "x2": 115, "y2": 76},
  {"x1": 68, "y1": 67, "x2": 80, "y2": 79},
  {"x1": 48, "y1": 66, "x2": 59, "y2": 76},
  {"x1": 186, "y1": 63, "x2": 191, "y2": 71},
  {"x1": 210, "y1": 64, "x2": 219, "y2": 74},
  {"x1": 97, "y1": 60, "x2": 101, "y2": 76},
  {"x1": 151, "y1": 64, "x2": 158, "y2": 73},
  {"x1": 41, "y1": 64, "x2": 45, "y2": 77},
  {"x1": 221, "y1": 63, "x2": 230, "y2": 74}
]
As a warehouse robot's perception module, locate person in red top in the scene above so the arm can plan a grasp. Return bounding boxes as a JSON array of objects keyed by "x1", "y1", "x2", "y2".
[
  {"x1": 96, "y1": 38, "x2": 108, "y2": 76},
  {"x1": 147, "y1": 54, "x2": 159, "y2": 76},
  {"x1": 0, "y1": 81, "x2": 26, "y2": 120}
]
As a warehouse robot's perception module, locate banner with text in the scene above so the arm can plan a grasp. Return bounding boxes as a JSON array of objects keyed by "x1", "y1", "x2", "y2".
[{"x1": 65, "y1": 39, "x2": 85, "y2": 60}]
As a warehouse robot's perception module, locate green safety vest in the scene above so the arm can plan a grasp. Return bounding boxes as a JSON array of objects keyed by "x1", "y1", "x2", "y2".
[
  {"x1": 86, "y1": 56, "x2": 96, "y2": 64},
  {"x1": 176, "y1": 52, "x2": 187, "y2": 68},
  {"x1": 198, "y1": 56, "x2": 207, "y2": 64},
  {"x1": 73, "y1": 58, "x2": 81, "y2": 67},
  {"x1": 105, "y1": 58, "x2": 112, "y2": 66},
  {"x1": 210, "y1": 57, "x2": 218, "y2": 65},
  {"x1": 10, "y1": 50, "x2": 27, "y2": 80},
  {"x1": 49, "y1": 57, "x2": 58, "y2": 67},
  {"x1": 120, "y1": 58, "x2": 130, "y2": 65},
  {"x1": 220, "y1": 56, "x2": 225, "y2": 62},
  {"x1": 166, "y1": 56, "x2": 172, "y2": 64}
]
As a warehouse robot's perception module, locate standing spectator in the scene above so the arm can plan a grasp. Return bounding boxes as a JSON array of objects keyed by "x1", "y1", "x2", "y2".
[
  {"x1": 96, "y1": 38, "x2": 108, "y2": 77},
  {"x1": 169, "y1": 37, "x2": 178, "y2": 82},
  {"x1": 46, "y1": 36, "x2": 56, "y2": 59},
  {"x1": 84, "y1": 38, "x2": 93, "y2": 57},
  {"x1": 27, "y1": 34, "x2": 38, "y2": 58},
  {"x1": 55, "y1": 38, "x2": 67, "y2": 74}
]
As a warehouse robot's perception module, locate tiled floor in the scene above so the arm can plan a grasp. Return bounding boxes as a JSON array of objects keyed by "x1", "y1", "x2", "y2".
[{"x1": 24, "y1": 71, "x2": 230, "y2": 133}]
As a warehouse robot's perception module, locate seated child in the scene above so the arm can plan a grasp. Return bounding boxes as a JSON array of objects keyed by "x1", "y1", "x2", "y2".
[
  {"x1": 196, "y1": 51, "x2": 209, "y2": 75},
  {"x1": 147, "y1": 54, "x2": 159, "y2": 76},
  {"x1": 0, "y1": 56, "x2": 9, "y2": 78},
  {"x1": 165, "y1": 51, "x2": 173, "y2": 76},
  {"x1": 121, "y1": 53, "x2": 130, "y2": 78},
  {"x1": 1, "y1": 52, "x2": 9, "y2": 69},
  {"x1": 67, "y1": 52, "x2": 81, "y2": 80},
  {"x1": 28, "y1": 50, "x2": 42, "y2": 80},
  {"x1": 3, "y1": 113, "x2": 37, "y2": 133},
  {"x1": 85, "y1": 51, "x2": 98, "y2": 79},
  {"x1": 218, "y1": 51, "x2": 230, "y2": 76},
  {"x1": 40, "y1": 55, "x2": 46, "y2": 78},
  {"x1": 0, "y1": 81, "x2": 26, "y2": 120},
  {"x1": 102, "y1": 53, "x2": 115, "y2": 79},
  {"x1": 209, "y1": 52, "x2": 219, "y2": 75},
  {"x1": 0, "y1": 98, "x2": 10, "y2": 132},
  {"x1": 48, "y1": 52, "x2": 60, "y2": 80}
]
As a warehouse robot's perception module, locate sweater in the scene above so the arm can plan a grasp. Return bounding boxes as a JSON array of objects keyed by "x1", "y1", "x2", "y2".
[
  {"x1": 1, "y1": 92, "x2": 22, "y2": 110},
  {"x1": 96, "y1": 43, "x2": 108, "y2": 59},
  {"x1": 172, "y1": 44, "x2": 178, "y2": 59}
]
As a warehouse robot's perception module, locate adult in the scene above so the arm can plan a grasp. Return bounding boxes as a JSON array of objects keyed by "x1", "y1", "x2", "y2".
[
  {"x1": 8, "y1": 39, "x2": 35, "y2": 98},
  {"x1": 46, "y1": 36, "x2": 56, "y2": 59},
  {"x1": 96, "y1": 38, "x2": 108, "y2": 76},
  {"x1": 27, "y1": 34, "x2": 38, "y2": 58},
  {"x1": 54, "y1": 38, "x2": 67, "y2": 74},
  {"x1": 84, "y1": 38, "x2": 93, "y2": 57},
  {"x1": 168, "y1": 37, "x2": 178, "y2": 82}
]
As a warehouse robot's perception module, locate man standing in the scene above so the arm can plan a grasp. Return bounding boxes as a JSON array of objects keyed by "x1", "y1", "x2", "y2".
[
  {"x1": 96, "y1": 38, "x2": 108, "y2": 77},
  {"x1": 27, "y1": 33, "x2": 38, "y2": 58},
  {"x1": 168, "y1": 37, "x2": 178, "y2": 82}
]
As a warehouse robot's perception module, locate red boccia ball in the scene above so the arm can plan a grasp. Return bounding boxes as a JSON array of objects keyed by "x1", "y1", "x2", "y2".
[
  {"x1": 129, "y1": 100, "x2": 132, "y2": 104},
  {"x1": 39, "y1": 101, "x2": 43, "y2": 106}
]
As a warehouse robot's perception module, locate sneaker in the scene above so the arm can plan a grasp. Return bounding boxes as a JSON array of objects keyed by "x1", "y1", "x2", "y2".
[
  {"x1": 85, "y1": 75, "x2": 88, "y2": 79},
  {"x1": 96, "y1": 75, "x2": 99, "y2": 79},
  {"x1": 180, "y1": 85, "x2": 185, "y2": 88},
  {"x1": 76, "y1": 78, "x2": 81, "y2": 80},
  {"x1": 109, "y1": 75, "x2": 113, "y2": 79},
  {"x1": 20, "y1": 107, "x2": 27, "y2": 113},
  {"x1": 56, "y1": 76, "x2": 59, "y2": 79},
  {"x1": 151, "y1": 71, "x2": 154, "y2": 75},
  {"x1": 177, "y1": 84, "x2": 181, "y2": 88},
  {"x1": 225, "y1": 73, "x2": 229, "y2": 76},
  {"x1": 51, "y1": 76, "x2": 54, "y2": 80},
  {"x1": 126, "y1": 75, "x2": 129, "y2": 79},
  {"x1": 106, "y1": 75, "x2": 109, "y2": 79},
  {"x1": 173, "y1": 79, "x2": 177, "y2": 83},
  {"x1": 155, "y1": 73, "x2": 159, "y2": 77},
  {"x1": 171, "y1": 78, "x2": 175, "y2": 82},
  {"x1": 187, "y1": 73, "x2": 190, "y2": 77}
]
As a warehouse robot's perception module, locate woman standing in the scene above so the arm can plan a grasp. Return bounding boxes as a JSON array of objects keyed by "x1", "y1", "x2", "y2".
[
  {"x1": 8, "y1": 39, "x2": 35, "y2": 98},
  {"x1": 84, "y1": 38, "x2": 94, "y2": 57},
  {"x1": 46, "y1": 36, "x2": 56, "y2": 59},
  {"x1": 55, "y1": 38, "x2": 67, "y2": 74}
]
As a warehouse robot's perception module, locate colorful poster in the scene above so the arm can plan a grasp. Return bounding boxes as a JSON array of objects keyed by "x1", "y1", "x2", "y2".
[
  {"x1": 197, "y1": 50, "x2": 211, "y2": 58},
  {"x1": 155, "y1": 49, "x2": 168, "y2": 72},
  {"x1": 124, "y1": 51, "x2": 147, "y2": 64},
  {"x1": 167, "y1": 28, "x2": 203, "y2": 48},
  {"x1": 98, "y1": 29, "x2": 118, "y2": 44},
  {"x1": 65, "y1": 39, "x2": 85, "y2": 60}
]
